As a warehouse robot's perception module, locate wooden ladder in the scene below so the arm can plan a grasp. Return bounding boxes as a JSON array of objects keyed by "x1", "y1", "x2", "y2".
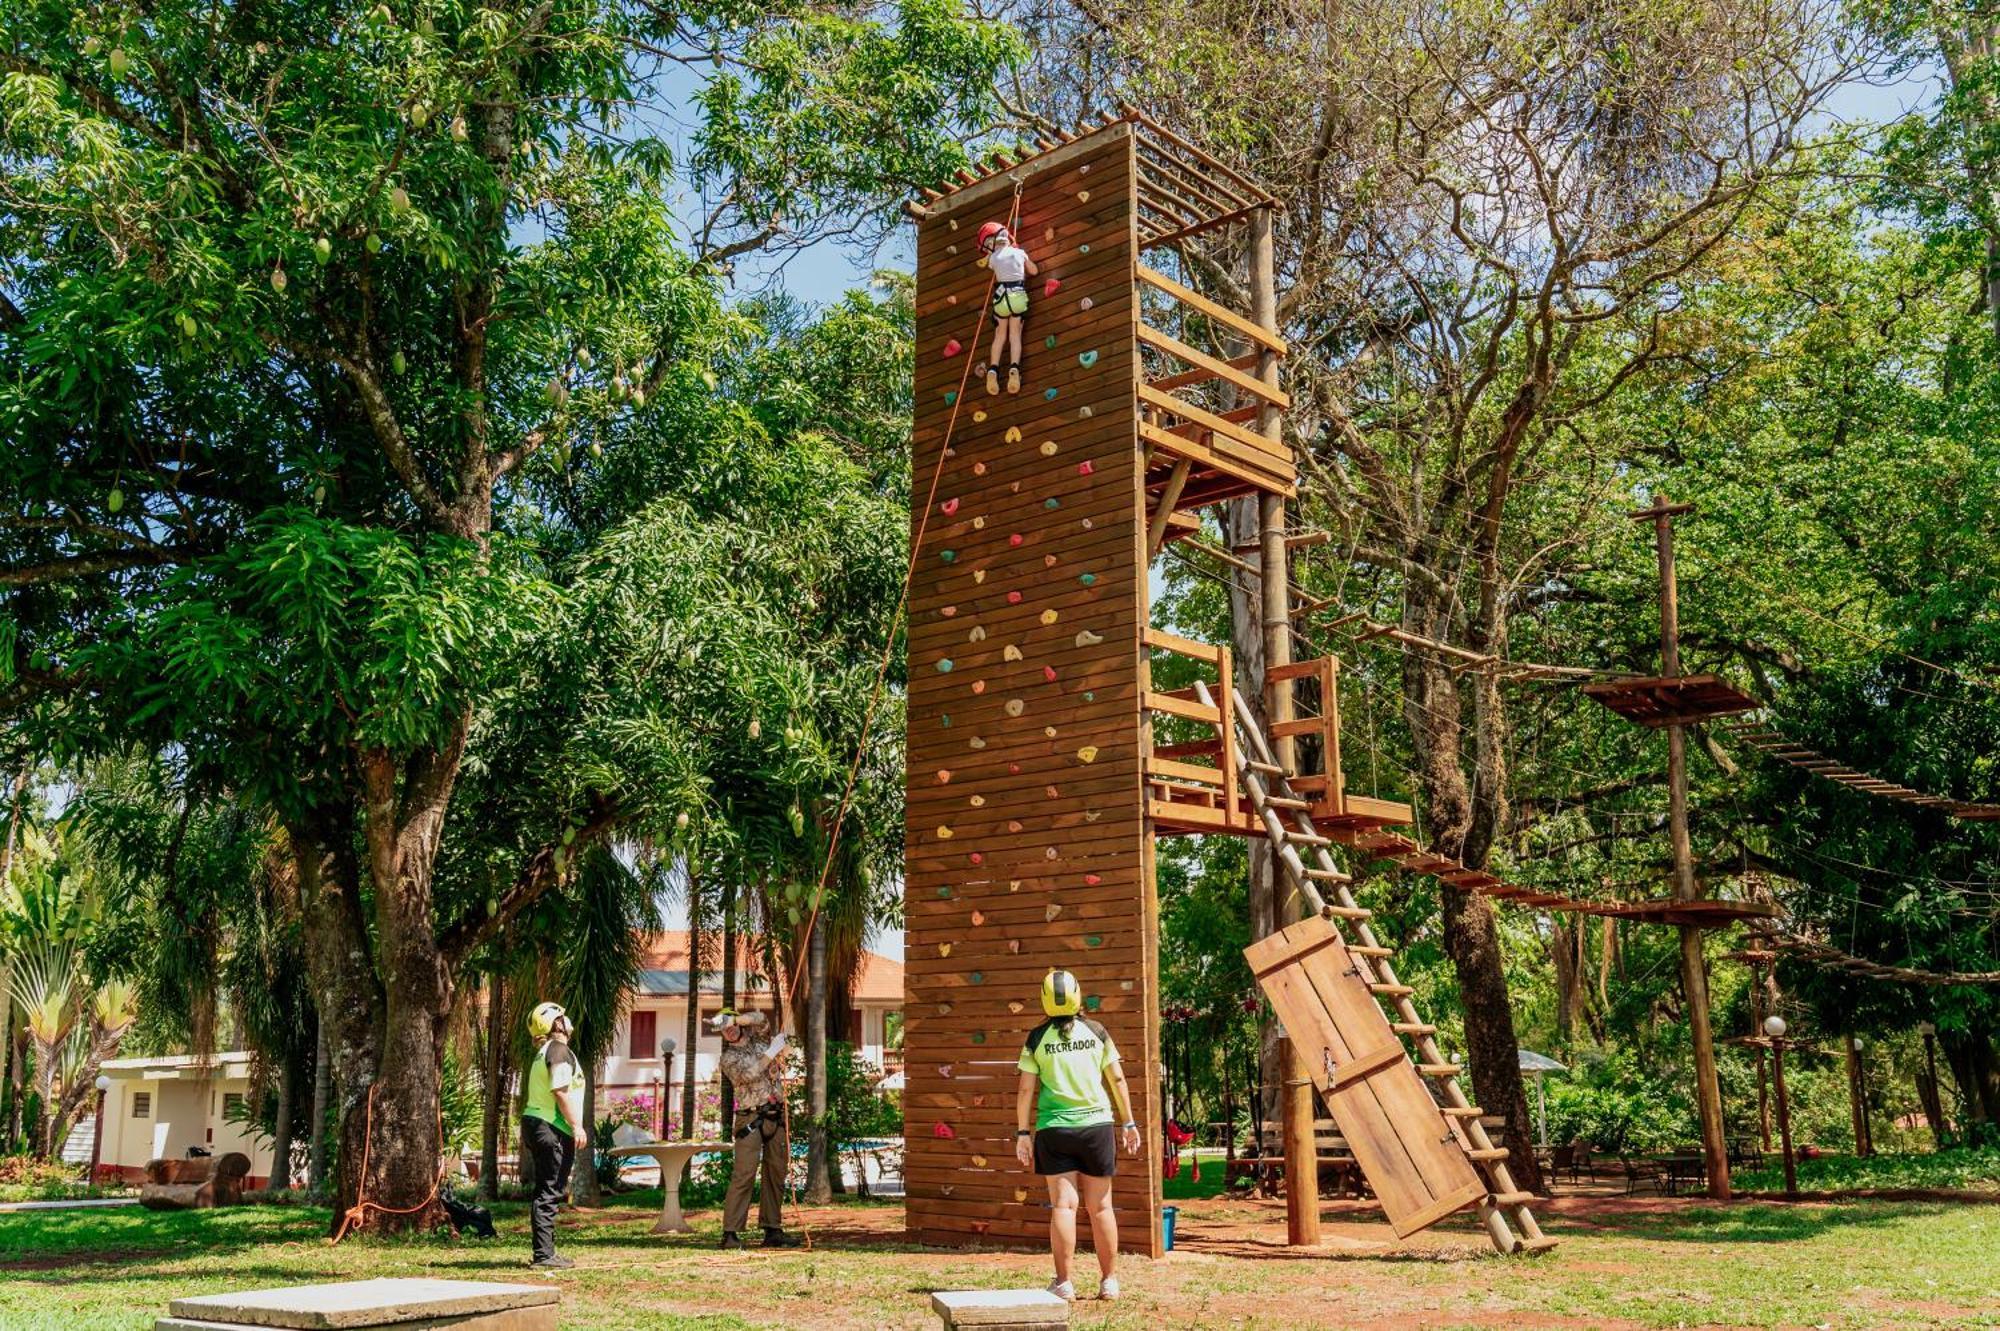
[{"x1": 1194, "y1": 678, "x2": 1556, "y2": 1255}]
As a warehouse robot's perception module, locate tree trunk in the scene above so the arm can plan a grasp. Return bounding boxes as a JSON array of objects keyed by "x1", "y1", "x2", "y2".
[
  {"x1": 309, "y1": 1014, "x2": 331, "y2": 1192},
  {"x1": 804, "y1": 919, "x2": 831, "y2": 1203},
  {"x1": 0, "y1": 1015, "x2": 11, "y2": 1155},
  {"x1": 270, "y1": 1045, "x2": 298, "y2": 1191},
  {"x1": 719, "y1": 879, "x2": 738, "y2": 1130},
  {"x1": 1941, "y1": 1030, "x2": 2000, "y2": 1133},
  {"x1": 683, "y1": 862, "x2": 703, "y2": 1139},
  {"x1": 572, "y1": 1059, "x2": 601, "y2": 1206},
  {"x1": 1549, "y1": 919, "x2": 1586, "y2": 1043},
  {"x1": 479, "y1": 975, "x2": 505, "y2": 1201},
  {"x1": 1402, "y1": 594, "x2": 1543, "y2": 1195}
]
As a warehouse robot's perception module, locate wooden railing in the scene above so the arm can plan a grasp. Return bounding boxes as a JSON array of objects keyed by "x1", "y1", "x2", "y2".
[
  {"x1": 1141, "y1": 628, "x2": 1249, "y2": 834},
  {"x1": 1267, "y1": 656, "x2": 1344, "y2": 821}
]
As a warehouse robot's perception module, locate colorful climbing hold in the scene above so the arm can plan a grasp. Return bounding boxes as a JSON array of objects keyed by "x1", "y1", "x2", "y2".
[
  {"x1": 968, "y1": 626, "x2": 986, "y2": 642},
  {"x1": 1084, "y1": 995, "x2": 1102, "y2": 1011},
  {"x1": 944, "y1": 390, "x2": 956, "y2": 405},
  {"x1": 1044, "y1": 334, "x2": 1058, "y2": 350},
  {"x1": 973, "y1": 569, "x2": 987, "y2": 583},
  {"x1": 1044, "y1": 277, "x2": 1061, "y2": 297},
  {"x1": 1003, "y1": 644, "x2": 1023, "y2": 661},
  {"x1": 1078, "y1": 459, "x2": 1095, "y2": 475},
  {"x1": 1045, "y1": 785, "x2": 1060, "y2": 798},
  {"x1": 1004, "y1": 425, "x2": 1023, "y2": 443},
  {"x1": 1075, "y1": 629, "x2": 1104, "y2": 647},
  {"x1": 933, "y1": 1121, "x2": 955, "y2": 1139},
  {"x1": 1040, "y1": 440, "x2": 1058, "y2": 456},
  {"x1": 1077, "y1": 745, "x2": 1099, "y2": 763},
  {"x1": 1040, "y1": 609, "x2": 1059, "y2": 625},
  {"x1": 941, "y1": 606, "x2": 957, "y2": 617},
  {"x1": 1008, "y1": 533, "x2": 1024, "y2": 548},
  {"x1": 972, "y1": 516, "x2": 985, "y2": 530},
  {"x1": 969, "y1": 852, "x2": 983, "y2": 865},
  {"x1": 1044, "y1": 554, "x2": 1058, "y2": 568},
  {"x1": 1045, "y1": 903, "x2": 1063, "y2": 922},
  {"x1": 1079, "y1": 243, "x2": 1091, "y2": 254},
  {"x1": 1006, "y1": 589, "x2": 1023, "y2": 603},
  {"x1": 1044, "y1": 498, "x2": 1060, "y2": 510},
  {"x1": 1044, "y1": 387, "x2": 1059, "y2": 400},
  {"x1": 936, "y1": 659, "x2": 954, "y2": 672},
  {"x1": 1077, "y1": 189, "x2": 1090, "y2": 202},
  {"x1": 1079, "y1": 572, "x2": 1097, "y2": 586},
  {"x1": 971, "y1": 909, "x2": 985, "y2": 925},
  {"x1": 971, "y1": 409, "x2": 986, "y2": 422},
  {"x1": 1080, "y1": 296, "x2": 1095, "y2": 311},
  {"x1": 1085, "y1": 935, "x2": 1103, "y2": 948},
  {"x1": 940, "y1": 549, "x2": 956, "y2": 562},
  {"x1": 1009, "y1": 938, "x2": 1022, "y2": 953},
  {"x1": 1043, "y1": 664, "x2": 1059, "y2": 681},
  {"x1": 970, "y1": 970, "x2": 984, "y2": 984},
  {"x1": 970, "y1": 679, "x2": 985, "y2": 694},
  {"x1": 1083, "y1": 874, "x2": 1102, "y2": 887},
  {"x1": 968, "y1": 794, "x2": 985, "y2": 807},
  {"x1": 943, "y1": 338, "x2": 962, "y2": 357},
  {"x1": 1078, "y1": 405, "x2": 1094, "y2": 418},
  {"x1": 1084, "y1": 690, "x2": 1096, "y2": 702},
  {"x1": 940, "y1": 498, "x2": 959, "y2": 516},
  {"x1": 972, "y1": 461, "x2": 986, "y2": 476},
  {"x1": 936, "y1": 769, "x2": 952, "y2": 783},
  {"x1": 939, "y1": 942, "x2": 952, "y2": 957},
  {"x1": 1006, "y1": 819, "x2": 1022, "y2": 833},
  {"x1": 936, "y1": 825, "x2": 954, "y2": 840},
  {"x1": 1004, "y1": 699, "x2": 1024, "y2": 717},
  {"x1": 1078, "y1": 350, "x2": 1098, "y2": 367},
  {"x1": 968, "y1": 736, "x2": 985, "y2": 749}
]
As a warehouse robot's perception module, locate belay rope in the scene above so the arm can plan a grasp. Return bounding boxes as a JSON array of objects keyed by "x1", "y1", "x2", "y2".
[
  {"x1": 330, "y1": 1080, "x2": 450, "y2": 1244},
  {"x1": 769, "y1": 179, "x2": 1029, "y2": 1239}
]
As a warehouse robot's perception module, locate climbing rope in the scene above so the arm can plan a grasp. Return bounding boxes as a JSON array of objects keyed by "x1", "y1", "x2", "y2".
[
  {"x1": 329, "y1": 1080, "x2": 450, "y2": 1244},
  {"x1": 766, "y1": 176, "x2": 1028, "y2": 1236}
]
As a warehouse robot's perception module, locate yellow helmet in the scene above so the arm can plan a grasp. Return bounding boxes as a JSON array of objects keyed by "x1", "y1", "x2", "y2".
[
  {"x1": 1041, "y1": 969, "x2": 1082, "y2": 1018},
  {"x1": 528, "y1": 1001, "x2": 567, "y2": 1040}
]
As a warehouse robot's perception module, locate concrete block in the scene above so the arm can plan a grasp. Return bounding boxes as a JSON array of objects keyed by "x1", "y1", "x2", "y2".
[
  {"x1": 163, "y1": 1278, "x2": 558, "y2": 1330},
  {"x1": 931, "y1": 1289, "x2": 1072, "y2": 1328}
]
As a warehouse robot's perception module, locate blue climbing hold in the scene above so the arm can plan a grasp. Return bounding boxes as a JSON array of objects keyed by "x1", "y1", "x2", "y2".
[
  {"x1": 944, "y1": 390, "x2": 957, "y2": 405},
  {"x1": 970, "y1": 971, "x2": 984, "y2": 985},
  {"x1": 1083, "y1": 691, "x2": 1096, "y2": 702},
  {"x1": 1079, "y1": 350, "x2": 1098, "y2": 367},
  {"x1": 936, "y1": 659, "x2": 954, "y2": 672},
  {"x1": 1079, "y1": 573, "x2": 1096, "y2": 586},
  {"x1": 1044, "y1": 498, "x2": 1060, "y2": 510},
  {"x1": 940, "y1": 549, "x2": 956, "y2": 563},
  {"x1": 1044, "y1": 387, "x2": 1058, "y2": 400},
  {"x1": 1079, "y1": 243, "x2": 1091, "y2": 254}
]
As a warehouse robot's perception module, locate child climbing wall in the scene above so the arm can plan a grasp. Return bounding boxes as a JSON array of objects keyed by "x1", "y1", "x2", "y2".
[{"x1": 903, "y1": 121, "x2": 1163, "y2": 1256}]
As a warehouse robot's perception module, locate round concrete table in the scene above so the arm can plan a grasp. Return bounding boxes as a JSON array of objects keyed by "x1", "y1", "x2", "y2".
[{"x1": 607, "y1": 1140, "x2": 731, "y2": 1234}]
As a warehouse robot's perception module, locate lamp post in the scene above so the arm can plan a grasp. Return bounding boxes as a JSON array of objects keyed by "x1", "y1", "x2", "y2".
[
  {"x1": 90, "y1": 1075, "x2": 111, "y2": 1186},
  {"x1": 1764, "y1": 1016, "x2": 1797, "y2": 1196},
  {"x1": 1847, "y1": 1035, "x2": 1872, "y2": 1158},
  {"x1": 658, "y1": 1036, "x2": 677, "y2": 1140}
]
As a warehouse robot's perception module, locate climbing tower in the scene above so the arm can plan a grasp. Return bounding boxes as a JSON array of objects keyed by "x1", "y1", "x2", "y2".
[{"x1": 902, "y1": 112, "x2": 1554, "y2": 1256}]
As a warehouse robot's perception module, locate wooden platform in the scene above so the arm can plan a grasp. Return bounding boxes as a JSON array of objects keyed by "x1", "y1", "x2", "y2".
[{"x1": 1581, "y1": 675, "x2": 1758, "y2": 727}]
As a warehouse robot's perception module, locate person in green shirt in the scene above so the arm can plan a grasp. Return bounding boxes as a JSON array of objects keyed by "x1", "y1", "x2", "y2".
[
  {"x1": 1014, "y1": 969, "x2": 1140, "y2": 1303},
  {"x1": 522, "y1": 1001, "x2": 587, "y2": 1270}
]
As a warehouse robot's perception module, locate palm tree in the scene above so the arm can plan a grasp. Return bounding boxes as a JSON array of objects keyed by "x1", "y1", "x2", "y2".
[{"x1": 557, "y1": 845, "x2": 654, "y2": 1206}]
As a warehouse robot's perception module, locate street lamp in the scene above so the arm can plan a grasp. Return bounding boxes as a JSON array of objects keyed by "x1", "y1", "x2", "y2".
[
  {"x1": 91, "y1": 1075, "x2": 112, "y2": 1186},
  {"x1": 658, "y1": 1036, "x2": 678, "y2": 1140},
  {"x1": 1764, "y1": 1016, "x2": 1797, "y2": 1196}
]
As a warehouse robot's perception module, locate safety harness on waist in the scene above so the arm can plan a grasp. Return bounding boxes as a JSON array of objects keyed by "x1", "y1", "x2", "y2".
[{"x1": 735, "y1": 1099, "x2": 784, "y2": 1142}]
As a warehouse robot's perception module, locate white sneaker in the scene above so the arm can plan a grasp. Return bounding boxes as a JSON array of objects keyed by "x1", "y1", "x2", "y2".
[
  {"x1": 1047, "y1": 1278, "x2": 1075, "y2": 1301},
  {"x1": 1099, "y1": 1276, "x2": 1120, "y2": 1301}
]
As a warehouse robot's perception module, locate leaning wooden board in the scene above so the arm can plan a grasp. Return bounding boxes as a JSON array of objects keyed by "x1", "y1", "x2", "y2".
[
  {"x1": 1245, "y1": 917, "x2": 1488, "y2": 1238},
  {"x1": 903, "y1": 120, "x2": 1162, "y2": 1255}
]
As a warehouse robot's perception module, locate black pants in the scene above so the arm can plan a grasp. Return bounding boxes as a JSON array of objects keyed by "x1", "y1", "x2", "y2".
[{"x1": 523, "y1": 1116, "x2": 575, "y2": 1262}]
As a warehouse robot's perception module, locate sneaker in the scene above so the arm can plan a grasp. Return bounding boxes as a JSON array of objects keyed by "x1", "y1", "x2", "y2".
[
  {"x1": 985, "y1": 368, "x2": 999, "y2": 395},
  {"x1": 718, "y1": 1231, "x2": 746, "y2": 1250},
  {"x1": 762, "y1": 1228, "x2": 802, "y2": 1248},
  {"x1": 1047, "y1": 1278, "x2": 1076, "y2": 1301},
  {"x1": 1006, "y1": 365, "x2": 1021, "y2": 394},
  {"x1": 1099, "y1": 1276, "x2": 1120, "y2": 1301},
  {"x1": 530, "y1": 1254, "x2": 575, "y2": 1271}
]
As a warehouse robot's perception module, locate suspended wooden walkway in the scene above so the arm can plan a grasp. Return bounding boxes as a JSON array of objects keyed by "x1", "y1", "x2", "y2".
[{"x1": 1721, "y1": 721, "x2": 2000, "y2": 822}]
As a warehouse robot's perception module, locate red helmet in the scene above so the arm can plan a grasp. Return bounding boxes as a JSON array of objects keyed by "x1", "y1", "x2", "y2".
[{"x1": 978, "y1": 221, "x2": 1007, "y2": 251}]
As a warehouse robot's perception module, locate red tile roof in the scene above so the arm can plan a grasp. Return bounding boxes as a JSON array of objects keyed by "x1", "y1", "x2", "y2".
[{"x1": 634, "y1": 931, "x2": 902, "y2": 1005}]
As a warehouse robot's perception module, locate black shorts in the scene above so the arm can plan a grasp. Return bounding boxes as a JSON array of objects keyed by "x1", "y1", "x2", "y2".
[{"x1": 1033, "y1": 1123, "x2": 1116, "y2": 1178}]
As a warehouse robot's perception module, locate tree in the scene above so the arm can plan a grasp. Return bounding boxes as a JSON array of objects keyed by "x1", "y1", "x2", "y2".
[{"x1": 1, "y1": 0, "x2": 1013, "y2": 1229}]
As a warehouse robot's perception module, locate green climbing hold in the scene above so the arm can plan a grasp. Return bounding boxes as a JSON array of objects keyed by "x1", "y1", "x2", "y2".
[
  {"x1": 1044, "y1": 335, "x2": 1057, "y2": 350},
  {"x1": 1079, "y1": 350, "x2": 1098, "y2": 367},
  {"x1": 1079, "y1": 243, "x2": 1091, "y2": 254},
  {"x1": 1085, "y1": 934, "x2": 1103, "y2": 947},
  {"x1": 970, "y1": 1031, "x2": 987, "y2": 1045},
  {"x1": 944, "y1": 390, "x2": 957, "y2": 404},
  {"x1": 970, "y1": 971, "x2": 984, "y2": 984},
  {"x1": 1084, "y1": 691, "x2": 1096, "y2": 702},
  {"x1": 1079, "y1": 573, "x2": 1097, "y2": 586},
  {"x1": 1084, "y1": 995, "x2": 1102, "y2": 1011},
  {"x1": 940, "y1": 549, "x2": 957, "y2": 563},
  {"x1": 937, "y1": 659, "x2": 954, "y2": 672},
  {"x1": 941, "y1": 714, "x2": 951, "y2": 726},
  {"x1": 1044, "y1": 498, "x2": 1060, "y2": 510},
  {"x1": 938, "y1": 885, "x2": 953, "y2": 898}
]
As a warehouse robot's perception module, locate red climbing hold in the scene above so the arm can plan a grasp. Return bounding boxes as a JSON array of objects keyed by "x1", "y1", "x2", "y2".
[
  {"x1": 1043, "y1": 277, "x2": 1061, "y2": 298},
  {"x1": 1084, "y1": 873, "x2": 1102, "y2": 886},
  {"x1": 1008, "y1": 762, "x2": 1021, "y2": 774},
  {"x1": 969, "y1": 852, "x2": 983, "y2": 865},
  {"x1": 1007, "y1": 590, "x2": 1023, "y2": 604},
  {"x1": 1008, "y1": 532, "x2": 1024, "y2": 547},
  {"x1": 933, "y1": 1121, "x2": 956, "y2": 1139},
  {"x1": 1077, "y1": 460, "x2": 1094, "y2": 476},
  {"x1": 941, "y1": 498, "x2": 960, "y2": 515},
  {"x1": 1043, "y1": 666, "x2": 1058, "y2": 682},
  {"x1": 943, "y1": 338, "x2": 962, "y2": 357}
]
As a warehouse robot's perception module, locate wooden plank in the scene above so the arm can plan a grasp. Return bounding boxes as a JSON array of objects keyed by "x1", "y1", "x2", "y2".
[
  {"x1": 1138, "y1": 322, "x2": 1291, "y2": 408},
  {"x1": 1135, "y1": 265, "x2": 1285, "y2": 353},
  {"x1": 1138, "y1": 384, "x2": 1288, "y2": 459},
  {"x1": 1143, "y1": 626, "x2": 1223, "y2": 664},
  {"x1": 1144, "y1": 691, "x2": 1220, "y2": 723},
  {"x1": 1137, "y1": 420, "x2": 1294, "y2": 499}
]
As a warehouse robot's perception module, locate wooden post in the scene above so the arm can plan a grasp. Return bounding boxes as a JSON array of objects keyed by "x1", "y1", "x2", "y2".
[
  {"x1": 1251, "y1": 204, "x2": 1317, "y2": 1247},
  {"x1": 1846, "y1": 1036, "x2": 1872, "y2": 1158},
  {"x1": 1919, "y1": 1023, "x2": 1948, "y2": 1147},
  {"x1": 1632, "y1": 495, "x2": 1730, "y2": 1201},
  {"x1": 1771, "y1": 1034, "x2": 1797, "y2": 1196}
]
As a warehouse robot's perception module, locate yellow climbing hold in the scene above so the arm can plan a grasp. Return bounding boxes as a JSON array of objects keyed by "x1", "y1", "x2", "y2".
[
  {"x1": 1075, "y1": 629, "x2": 1104, "y2": 647},
  {"x1": 939, "y1": 942, "x2": 952, "y2": 957},
  {"x1": 1004, "y1": 426, "x2": 1023, "y2": 442},
  {"x1": 1004, "y1": 699, "x2": 1025, "y2": 717},
  {"x1": 936, "y1": 826, "x2": 954, "y2": 839},
  {"x1": 1039, "y1": 440, "x2": 1058, "y2": 456},
  {"x1": 1040, "y1": 609, "x2": 1059, "y2": 625},
  {"x1": 1003, "y1": 644, "x2": 1024, "y2": 662},
  {"x1": 1077, "y1": 745, "x2": 1099, "y2": 763}
]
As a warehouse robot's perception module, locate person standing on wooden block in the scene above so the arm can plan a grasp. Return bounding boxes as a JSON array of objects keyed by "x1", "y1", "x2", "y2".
[
  {"x1": 978, "y1": 221, "x2": 1037, "y2": 396},
  {"x1": 1014, "y1": 969, "x2": 1140, "y2": 1302},
  {"x1": 713, "y1": 1008, "x2": 802, "y2": 1249},
  {"x1": 522, "y1": 1001, "x2": 588, "y2": 1271}
]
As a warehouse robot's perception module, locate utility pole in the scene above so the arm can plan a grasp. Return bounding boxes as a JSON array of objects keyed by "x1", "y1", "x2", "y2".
[
  {"x1": 1631, "y1": 495, "x2": 1731, "y2": 1201},
  {"x1": 1251, "y1": 204, "x2": 1318, "y2": 1247}
]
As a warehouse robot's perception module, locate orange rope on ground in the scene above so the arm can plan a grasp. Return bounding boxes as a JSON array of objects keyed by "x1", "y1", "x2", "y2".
[
  {"x1": 329, "y1": 1081, "x2": 449, "y2": 1244},
  {"x1": 768, "y1": 179, "x2": 1027, "y2": 1240}
]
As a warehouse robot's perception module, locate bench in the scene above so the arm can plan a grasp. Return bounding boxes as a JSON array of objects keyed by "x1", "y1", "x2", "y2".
[
  {"x1": 931, "y1": 1290, "x2": 1071, "y2": 1330},
  {"x1": 140, "y1": 1153, "x2": 252, "y2": 1210},
  {"x1": 158, "y1": 1278, "x2": 557, "y2": 1331}
]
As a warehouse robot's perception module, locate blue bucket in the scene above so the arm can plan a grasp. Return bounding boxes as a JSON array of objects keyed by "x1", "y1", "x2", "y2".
[{"x1": 1161, "y1": 1205, "x2": 1178, "y2": 1251}]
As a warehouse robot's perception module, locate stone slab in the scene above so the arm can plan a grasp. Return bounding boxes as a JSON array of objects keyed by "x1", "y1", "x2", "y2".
[
  {"x1": 167, "y1": 1279, "x2": 557, "y2": 1330},
  {"x1": 158, "y1": 1314, "x2": 553, "y2": 1331},
  {"x1": 931, "y1": 1289, "x2": 1072, "y2": 1328}
]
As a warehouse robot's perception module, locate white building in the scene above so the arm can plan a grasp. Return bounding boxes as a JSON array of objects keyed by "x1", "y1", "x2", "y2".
[
  {"x1": 93, "y1": 1051, "x2": 277, "y2": 1188},
  {"x1": 594, "y1": 932, "x2": 903, "y2": 1123}
]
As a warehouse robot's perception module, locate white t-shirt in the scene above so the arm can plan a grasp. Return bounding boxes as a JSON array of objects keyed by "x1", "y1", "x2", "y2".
[{"x1": 988, "y1": 244, "x2": 1028, "y2": 284}]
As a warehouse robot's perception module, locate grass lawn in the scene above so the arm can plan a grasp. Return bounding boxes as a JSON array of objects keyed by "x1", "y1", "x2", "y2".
[{"x1": 10, "y1": 1188, "x2": 2000, "y2": 1330}]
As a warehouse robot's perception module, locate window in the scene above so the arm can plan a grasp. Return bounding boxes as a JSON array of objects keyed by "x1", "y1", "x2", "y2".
[
  {"x1": 629, "y1": 1009, "x2": 658, "y2": 1060},
  {"x1": 222, "y1": 1092, "x2": 246, "y2": 1119},
  {"x1": 132, "y1": 1091, "x2": 151, "y2": 1119}
]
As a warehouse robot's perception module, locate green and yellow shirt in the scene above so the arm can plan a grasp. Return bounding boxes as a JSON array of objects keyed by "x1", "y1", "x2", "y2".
[
  {"x1": 523, "y1": 1038, "x2": 576, "y2": 1134},
  {"x1": 1017, "y1": 1017, "x2": 1120, "y2": 1130}
]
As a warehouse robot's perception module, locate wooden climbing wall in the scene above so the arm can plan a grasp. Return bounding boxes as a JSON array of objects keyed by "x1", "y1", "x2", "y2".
[{"x1": 902, "y1": 122, "x2": 1163, "y2": 1255}]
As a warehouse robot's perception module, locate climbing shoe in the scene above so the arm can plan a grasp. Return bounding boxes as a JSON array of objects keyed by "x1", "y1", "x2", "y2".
[
  {"x1": 1006, "y1": 365, "x2": 1021, "y2": 394},
  {"x1": 985, "y1": 367, "x2": 1000, "y2": 395}
]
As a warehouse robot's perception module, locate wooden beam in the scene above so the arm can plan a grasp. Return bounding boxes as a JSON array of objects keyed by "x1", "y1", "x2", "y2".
[
  {"x1": 1146, "y1": 458, "x2": 1193, "y2": 556},
  {"x1": 1137, "y1": 266, "x2": 1286, "y2": 353}
]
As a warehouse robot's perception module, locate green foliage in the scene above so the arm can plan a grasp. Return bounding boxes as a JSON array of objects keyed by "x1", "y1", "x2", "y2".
[{"x1": 1735, "y1": 1147, "x2": 2000, "y2": 1194}]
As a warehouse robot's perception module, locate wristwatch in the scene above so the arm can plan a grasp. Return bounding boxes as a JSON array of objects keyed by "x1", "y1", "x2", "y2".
[
  {"x1": 1015, "y1": 1129, "x2": 1032, "y2": 1137},
  {"x1": 1120, "y1": 1121, "x2": 1138, "y2": 1130}
]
